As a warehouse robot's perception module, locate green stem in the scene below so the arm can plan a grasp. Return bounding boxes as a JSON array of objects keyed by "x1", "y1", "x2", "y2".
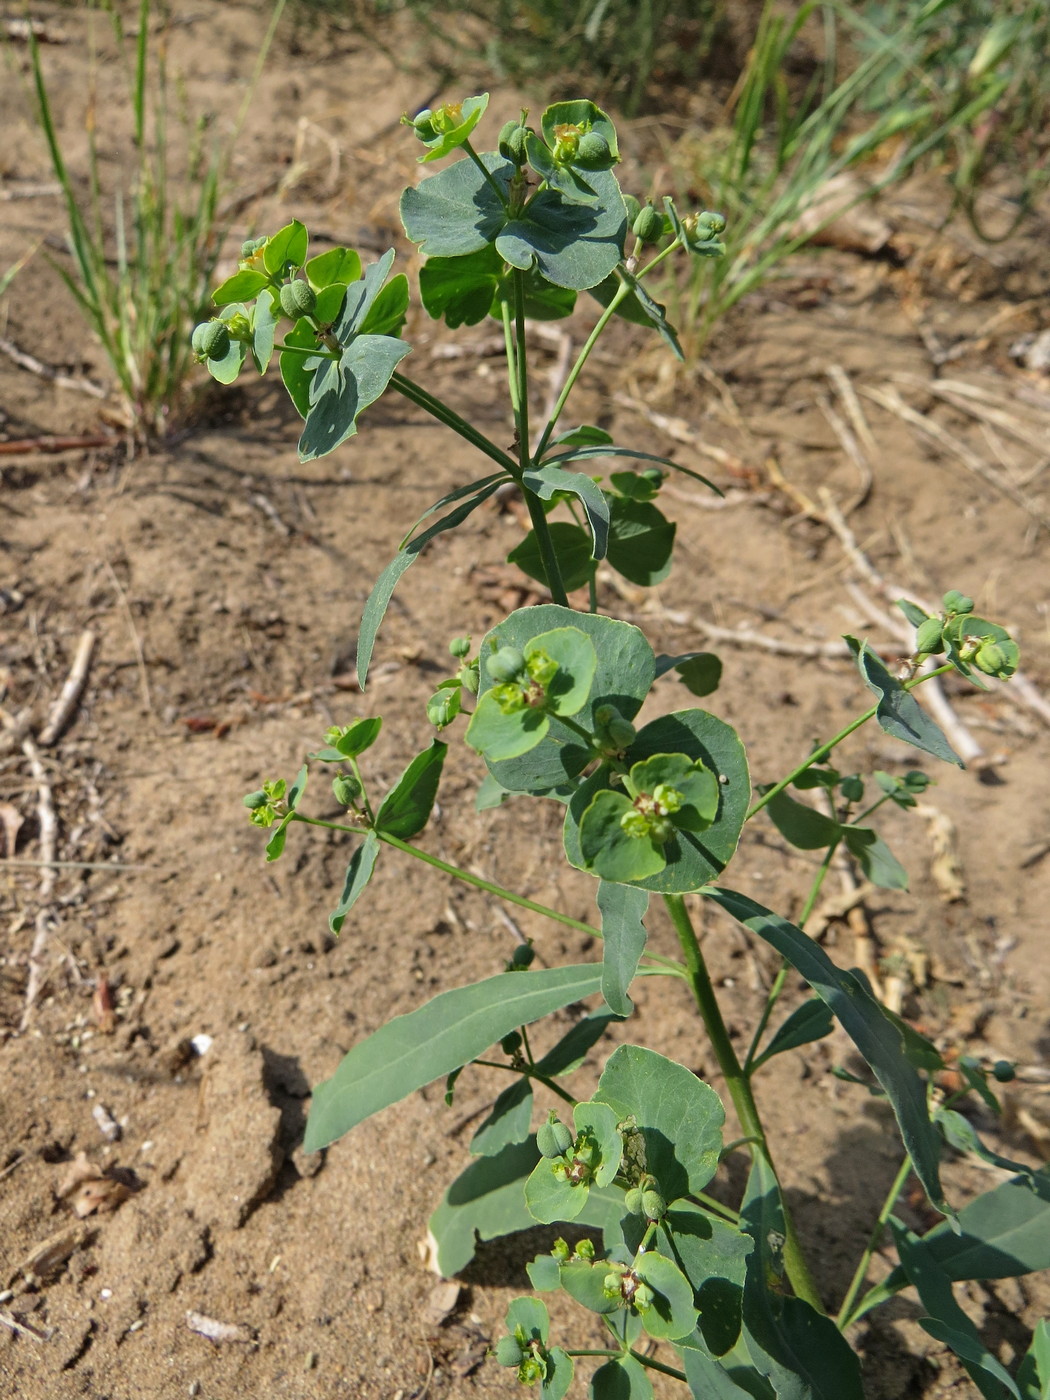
[
  {"x1": 463, "y1": 140, "x2": 510, "y2": 211},
  {"x1": 390, "y1": 371, "x2": 519, "y2": 476},
  {"x1": 663, "y1": 893, "x2": 825, "y2": 1312},
  {"x1": 501, "y1": 297, "x2": 519, "y2": 415},
  {"x1": 746, "y1": 664, "x2": 954, "y2": 822},
  {"x1": 745, "y1": 839, "x2": 840, "y2": 1073},
  {"x1": 275, "y1": 341, "x2": 340, "y2": 361},
  {"x1": 627, "y1": 1351, "x2": 688, "y2": 1382},
  {"x1": 565, "y1": 1347, "x2": 686, "y2": 1380},
  {"x1": 508, "y1": 271, "x2": 568, "y2": 606},
  {"x1": 378, "y1": 830, "x2": 598, "y2": 937},
  {"x1": 472, "y1": 1058, "x2": 576, "y2": 1106},
  {"x1": 532, "y1": 275, "x2": 632, "y2": 462},
  {"x1": 691, "y1": 1189, "x2": 741, "y2": 1225},
  {"x1": 835, "y1": 1154, "x2": 912, "y2": 1330}
]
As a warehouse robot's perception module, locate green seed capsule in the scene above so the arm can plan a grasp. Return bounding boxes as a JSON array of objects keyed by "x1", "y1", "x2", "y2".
[
  {"x1": 448, "y1": 636, "x2": 471, "y2": 659},
  {"x1": 624, "y1": 1187, "x2": 645, "y2": 1215},
  {"x1": 486, "y1": 646, "x2": 525, "y2": 684},
  {"x1": 992, "y1": 1060, "x2": 1016, "y2": 1083},
  {"x1": 411, "y1": 111, "x2": 440, "y2": 143},
  {"x1": 495, "y1": 1335, "x2": 524, "y2": 1367},
  {"x1": 696, "y1": 210, "x2": 727, "y2": 236},
  {"x1": 332, "y1": 774, "x2": 361, "y2": 806},
  {"x1": 641, "y1": 1189, "x2": 667, "y2": 1220},
  {"x1": 498, "y1": 120, "x2": 529, "y2": 165},
  {"x1": 242, "y1": 789, "x2": 269, "y2": 810},
  {"x1": 500, "y1": 1031, "x2": 522, "y2": 1055},
  {"x1": 280, "y1": 280, "x2": 317, "y2": 320},
  {"x1": 973, "y1": 640, "x2": 1008, "y2": 676},
  {"x1": 943, "y1": 590, "x2": 974, "y2": 616},
  {"x1": 537, "y1": 1114, "x2": 574, "y2": 1159},
  {"x1": 915, "y1": 617, "x2": 944, "y2": 655},
  {"x1": 192, "y1": 320, "x2": 231, "y2": 361},
  {"x1": 576, "y1": 130, "x2": 612, "y2": 168},
  {"x1": 603, "y1": 1272, "x2": 624, "y2": 1298},
  {"x1": 632, "y1": 204, "x2": 665, "y2": 244}
]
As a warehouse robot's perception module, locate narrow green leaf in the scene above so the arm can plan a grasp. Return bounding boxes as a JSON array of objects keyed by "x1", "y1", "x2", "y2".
[
  {"x1": 845, "y1": 638, "x2": 962, "y2": 767},
  {"x1": 589, "y1": 266, "x2": 684, "y2": 360},
  {"x1": 304, "y1": 964, "x2": 605, "y2": 1151},
  {"x1": 265, "y1": 815, "x2": 291, "y2": 862},
  {"x1": 329, "y1": 830, "x2": 380, "y2": 934},
  {"x1": 542, "y1": 444, "x2": 721, "y2": 496},
  {"x1": 741, "y1": 1155, "x2": 864, "y2": 1400},
  {"x1": 523, "y1": 465, "x2": 610, "y2": 560},
  {"x1": 703, "y1": 886, "x2": 948, "y2": 1213},
  {"x1": 765, "y1": 790, "x2": 841, "y2": 851},
  {"x1": 375, "y1": 739, "x2": 447, "y2": 839},
  {"x1": 597, "y1": 882, "x2": 649, "y2": 1016},
  {"x1": 471, "y1": 1077, "x2": 534, "y2": 1157},
  {"x1": 892, "y1": 1222, "x2": 1020, "y2": 1400},
  {"x1": 843, "y1": 826, "x2": 909, "y2": 890},
  {"x1": 935, "y1": 1108, "x2": 1034, "y2": 1182},
  {"x1": 752, "y1": 998, "x2": 834, "y2": 1069},
  {"x1": 552, "y1": 425, "x2": 612, "y2": 448},
  {"x1": 533, "y1": 1010, "x2": 622, "y2": 1077},
  {"x1": 357, "y1": 481, "x2": 504, "y2": 689},
  {"x1": 1015, "y1": 1318, "x2": 1050, "y2": 1400}
]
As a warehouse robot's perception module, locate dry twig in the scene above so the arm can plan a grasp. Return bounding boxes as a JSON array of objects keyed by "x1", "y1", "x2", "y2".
[
  {"x1": 861, "y1": 383, "x2": 1050, "y2": 530},
  {"x1": 38, "y1": 630, "x2": 95, "y2": 746}
]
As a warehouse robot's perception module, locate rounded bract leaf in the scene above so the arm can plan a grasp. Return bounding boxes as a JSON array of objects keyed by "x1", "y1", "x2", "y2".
[
  {"x1": 526, "y1": 627, "x2": 598, "y2": 717},
  {"x1": 633, "y1": 1252, "x2": 698, "y2": 1340},
  {"x1": 505, "y1": 1294, "x2": 550, "y2": 1345},
  {"x1": 465, "y1": 692, "x2": 549, "y2": 761},
  {"x1": 573, "y1": 1100, "x2": 624, "y2": 1188},
  {"x1": 579, "y1": 790, "x2": 668, "y2": 883},
  {"x1": 540, "y1": 100, "x2": 620, "y2": 164},
  {"x1": 478, "y1": 606, "x2": 656, "y2": 793},
  {"x1": 524, "y1": 1154, "x2": 590, "y2": 1224},
  {"x1": 565, "y1": 710, "x2": 749, "y2": 892}
]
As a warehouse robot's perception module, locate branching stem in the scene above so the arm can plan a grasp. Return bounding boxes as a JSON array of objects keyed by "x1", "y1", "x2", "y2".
[{"x1": 663, "y1": 893, "x2": 825, "y2": 1312}]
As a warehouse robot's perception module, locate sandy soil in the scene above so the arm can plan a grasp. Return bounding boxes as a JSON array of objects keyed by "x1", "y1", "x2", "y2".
[{"x1": 1, "y1": 5, "x2": 1049, "y2": 1398}]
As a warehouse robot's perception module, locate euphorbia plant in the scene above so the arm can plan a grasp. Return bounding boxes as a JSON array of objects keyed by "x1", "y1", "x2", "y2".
[{"x1": 199, "y1": 97, "x2": 1048, "y2": 1399}]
